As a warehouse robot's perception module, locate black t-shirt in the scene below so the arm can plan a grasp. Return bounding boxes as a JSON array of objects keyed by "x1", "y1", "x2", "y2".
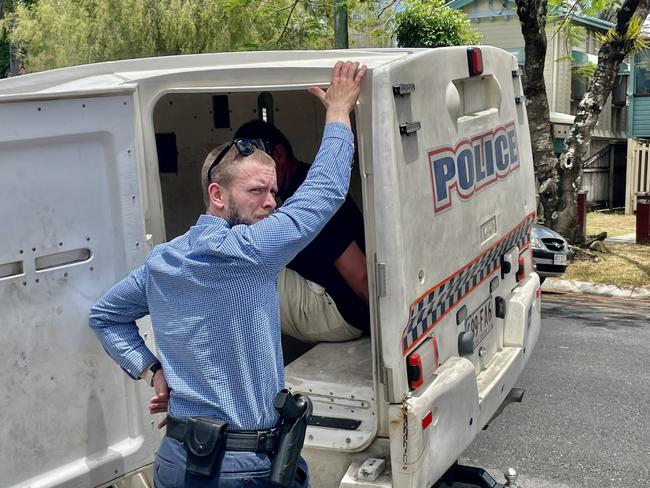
[{"x1": 282, "y1": 163, "x2": 370, "y2": 334}]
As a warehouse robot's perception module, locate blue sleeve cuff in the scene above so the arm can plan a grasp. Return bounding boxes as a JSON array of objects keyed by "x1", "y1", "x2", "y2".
[
  {"x1": 125, "y1": 344, "x2": 159, "y2": 380},
  {"x1": 322, "y1": 122, "x2": 354, "y2": 148}
]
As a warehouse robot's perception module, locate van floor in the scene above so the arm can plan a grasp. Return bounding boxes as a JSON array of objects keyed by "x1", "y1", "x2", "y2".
[{"x1": 282, "y1": 335, "x2": 318, "y2": 365}]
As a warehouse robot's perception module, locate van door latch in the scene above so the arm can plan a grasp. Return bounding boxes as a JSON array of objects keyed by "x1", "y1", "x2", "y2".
[{"x1": 399, "y1": 121, "x2": 421, "y2": 136}]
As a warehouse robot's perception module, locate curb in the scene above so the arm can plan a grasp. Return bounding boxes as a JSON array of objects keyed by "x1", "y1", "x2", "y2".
[{"x1": 541, "y1": 278, "x2": 650, "y2": 298}]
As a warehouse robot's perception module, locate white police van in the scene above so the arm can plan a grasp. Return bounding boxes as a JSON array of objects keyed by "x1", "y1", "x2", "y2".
[{"x1": 0, "y1": 47, "x2": 540, "y2": 488}]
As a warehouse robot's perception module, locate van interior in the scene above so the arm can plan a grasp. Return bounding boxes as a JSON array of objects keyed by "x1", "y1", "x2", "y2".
[{"x1": 151, "y1": 90, "x2": 377, "y2": 450}]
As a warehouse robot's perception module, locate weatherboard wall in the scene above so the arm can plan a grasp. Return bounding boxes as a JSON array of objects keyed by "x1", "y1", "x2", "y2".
[{"x1": 630, "y1": 51, "x2": 650, "y2": 138}]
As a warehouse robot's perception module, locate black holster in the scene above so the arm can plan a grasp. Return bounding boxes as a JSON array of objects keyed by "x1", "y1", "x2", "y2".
[
  {"x1": 270, "y1": 390, "x2": 313, "y2": 486},
  {"x1": 185, "y1": 417, "x2": 228, "y2": 478}
]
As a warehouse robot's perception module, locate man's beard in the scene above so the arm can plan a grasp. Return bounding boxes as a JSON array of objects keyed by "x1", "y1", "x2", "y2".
[{"x1": 225, "y1": 203, "x2": 253, "y2": 226}]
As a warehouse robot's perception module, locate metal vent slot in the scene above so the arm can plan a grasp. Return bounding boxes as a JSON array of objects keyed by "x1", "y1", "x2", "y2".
[
  {"x1": 308, "y1": 415, "x2": 361, "y2": 430},
  {"x1": 0, "y1": 261, "x2": 24, "y2": 280},
  {"x1": 35, "y1": 248, "x2": 92, "y2": 271}
]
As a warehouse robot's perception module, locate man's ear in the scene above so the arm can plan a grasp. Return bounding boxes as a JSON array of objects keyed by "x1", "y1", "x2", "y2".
[
  {"x1": 271, "y1": 144, "x2": 287, "y2": 165},
  {"x1": 208, "y1": 182, "x2": 227, "y2": 211}
]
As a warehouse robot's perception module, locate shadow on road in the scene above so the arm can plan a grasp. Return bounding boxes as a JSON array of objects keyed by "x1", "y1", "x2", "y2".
[{"x1": 541, "y1": 293, "x2": 648, "y2": 330}]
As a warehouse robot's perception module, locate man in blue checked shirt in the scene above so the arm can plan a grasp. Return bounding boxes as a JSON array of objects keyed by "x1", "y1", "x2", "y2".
[{"x1": 89, "y1": 60, "x2": 367, "y2": 488}]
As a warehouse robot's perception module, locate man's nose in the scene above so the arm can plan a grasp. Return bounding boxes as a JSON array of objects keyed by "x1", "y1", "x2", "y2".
[{"x1": 264, "y1": 192, "x2": 276, "y2": 210}]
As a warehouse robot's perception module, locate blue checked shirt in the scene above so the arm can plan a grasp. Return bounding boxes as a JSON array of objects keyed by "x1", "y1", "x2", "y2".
[{"x1": 89, "y1": 123, "x2": 353, "y2": 430}]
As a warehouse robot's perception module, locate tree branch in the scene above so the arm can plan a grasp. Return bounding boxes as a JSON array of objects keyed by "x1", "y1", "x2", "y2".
[
  {"x1": 548, "y1": 0, "x2": 581, "y2": 43},
  {"x1": 273, "y1": 0, "x2": 300, "y2": 46},
  {"x1": 378, "y1": 0, "x2": 399, "y2": 18}
]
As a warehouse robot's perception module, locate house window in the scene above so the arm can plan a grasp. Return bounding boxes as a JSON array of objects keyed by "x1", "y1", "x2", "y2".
[
  {"x1": 612, "y1": 75, "x2": 628, "y2": 106},
  {"x1": 634, "y1": 52, "x2": 650, "y2": 96},
  {"x1": 571, "y1": 69, "x2": 587, "y2": 100}
]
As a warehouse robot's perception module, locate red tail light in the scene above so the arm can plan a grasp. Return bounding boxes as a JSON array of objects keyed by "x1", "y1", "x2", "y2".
[
  {"x1": 516, "y1": 255, "x2": 525, "y2": 282},
  {"x1": 517, "y1": 247, "x2": 534, "y2": 283},
  {"x1": 467, "y1": 48, "x2": 483, "y2": 77},
  {"x1": 422, "y1": 411, "x2": 433, "y2": 430},
  {"x1": 407, "y1": 337, "x2": 440, "y2": 391},
  {"x1": 407, "y1": 353, "x2": 423, "y2": 390}
]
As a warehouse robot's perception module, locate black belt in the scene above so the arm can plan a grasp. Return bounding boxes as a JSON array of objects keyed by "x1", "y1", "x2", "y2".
[{"x1": 166, "y1": 416, "x2": 279, "y2": 453}]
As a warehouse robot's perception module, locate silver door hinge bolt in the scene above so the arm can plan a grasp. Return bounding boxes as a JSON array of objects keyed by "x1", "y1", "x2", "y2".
[{"x1": 504, "y1": 467, "x2": 519, "y2": 487}]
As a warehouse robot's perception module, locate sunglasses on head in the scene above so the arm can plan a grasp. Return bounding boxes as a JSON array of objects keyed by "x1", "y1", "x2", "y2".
[{"x1": 207, "y1": 138, "x2": 272, "y2": 184}]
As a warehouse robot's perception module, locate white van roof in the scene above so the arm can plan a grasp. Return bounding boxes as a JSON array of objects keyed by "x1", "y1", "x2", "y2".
[{"x1": 0, "y1": 49, "x2": 416, "y2": 101}]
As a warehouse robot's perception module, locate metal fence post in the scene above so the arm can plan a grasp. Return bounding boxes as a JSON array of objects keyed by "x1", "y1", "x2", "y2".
[
  {"x1": 636, "y1": 192, "x2": 650, "y2": 245},
  {"x1": 577, "y1": 190, "x2": 588, "y2": 242}
]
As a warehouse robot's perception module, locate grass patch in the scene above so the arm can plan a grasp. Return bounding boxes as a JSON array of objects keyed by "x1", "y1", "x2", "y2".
[
  {"x1": 566, "y1": 243, "x2": 650, "y2": 289},
  {"x1": 586, "y1": 212, "x2": 636, "y2": 237}
]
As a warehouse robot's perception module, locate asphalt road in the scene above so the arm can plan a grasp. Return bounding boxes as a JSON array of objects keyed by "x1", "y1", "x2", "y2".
[{"x1": 459, "y1": 292, "x2": 650, "y2": 488}]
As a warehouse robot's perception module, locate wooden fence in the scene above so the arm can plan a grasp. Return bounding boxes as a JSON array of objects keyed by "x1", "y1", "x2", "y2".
[
  {"x1": 626, "y1": 139, "x2": 650, "y2": 213},
  {"x1": 583, "y1": 145, "x2": 612, "y2": 208}
]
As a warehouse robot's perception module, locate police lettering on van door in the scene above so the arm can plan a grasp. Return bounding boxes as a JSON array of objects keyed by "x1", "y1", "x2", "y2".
[{"x1": 429, "y1": 122, "x2": 519, "y2": 213}]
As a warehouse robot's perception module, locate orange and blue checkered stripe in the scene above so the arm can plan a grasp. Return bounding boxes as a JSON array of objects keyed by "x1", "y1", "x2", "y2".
[{"x1": 402, "y1": 212, "x2": 535, "y2": 355}]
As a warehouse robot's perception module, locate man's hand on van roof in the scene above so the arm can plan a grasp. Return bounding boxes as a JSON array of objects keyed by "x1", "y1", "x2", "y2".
[{"x1": 309, "y1": 61, "x2": 367, "y2": 128}]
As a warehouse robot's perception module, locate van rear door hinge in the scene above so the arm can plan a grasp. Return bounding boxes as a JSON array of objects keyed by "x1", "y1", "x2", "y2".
[
  {"x1": 399, "y1": 121, "x2": 421, "y2": 136},
  {"x1": 393, "y1": 83, "x2": 416, "y2": 96}
]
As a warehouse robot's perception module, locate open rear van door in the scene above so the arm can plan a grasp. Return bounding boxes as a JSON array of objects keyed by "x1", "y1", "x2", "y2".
[
  {"x1": 371, "y1": 46, "x2": 539, "y2": 487},
  {"x1": 0, "y1": 94, "x2": 159, "y2": 487}
]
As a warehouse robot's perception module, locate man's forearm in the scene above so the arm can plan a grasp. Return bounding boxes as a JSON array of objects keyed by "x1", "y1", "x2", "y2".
[{"x1": 89, "y1": 268, "x2": 157, "y2": 379}]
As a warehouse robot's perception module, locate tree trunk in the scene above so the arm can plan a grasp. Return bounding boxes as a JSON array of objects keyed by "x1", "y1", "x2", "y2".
[
  {"x1": 333, "y1": 0, "x2": 349, "y2": 49},
  {"x1": 1, "y1": 0, "x2": 19, "y2": 77},
  {"x1": 557, "y1": 0, "x2": 650, "y2": 242},
  {"x1": 515, "y1": 0, "x2": 560, "y2": 226}
]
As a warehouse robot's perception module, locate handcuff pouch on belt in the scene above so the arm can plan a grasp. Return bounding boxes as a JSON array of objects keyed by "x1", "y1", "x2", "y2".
[{"x1": 184, "y1": 417, "x2": 228, "y2": 477}]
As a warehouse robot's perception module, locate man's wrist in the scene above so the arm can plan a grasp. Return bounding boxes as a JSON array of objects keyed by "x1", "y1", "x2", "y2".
[
  {"x1": 141, "y1": 361, "x2": 162, "y2": 386},
  {"x1": 325, "y1": 107, "x2": 352, "y2": 127}
]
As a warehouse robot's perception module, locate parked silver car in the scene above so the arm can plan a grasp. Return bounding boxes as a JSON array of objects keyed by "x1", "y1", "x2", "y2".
[{"x1": 531, "y1": 224, "x2": 569, "y2": 283}]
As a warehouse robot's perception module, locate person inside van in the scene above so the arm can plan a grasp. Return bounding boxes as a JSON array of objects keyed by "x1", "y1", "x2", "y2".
[{"x1": 234, "y1": 120, "x2": 371, "y2": 340}]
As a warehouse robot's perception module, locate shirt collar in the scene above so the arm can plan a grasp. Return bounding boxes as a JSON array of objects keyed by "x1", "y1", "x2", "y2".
[{"x1": 196, "y1": 213, "x2": 229, "y2": 227}]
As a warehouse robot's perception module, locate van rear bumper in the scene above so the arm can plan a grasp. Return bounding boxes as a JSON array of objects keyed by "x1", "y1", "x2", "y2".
[
  {"x1": 475, "y1": 346, "x2": 524, "y2": 429},
  {"x1": 476, "y1": 273, "x2": 541, "y2": 429}
]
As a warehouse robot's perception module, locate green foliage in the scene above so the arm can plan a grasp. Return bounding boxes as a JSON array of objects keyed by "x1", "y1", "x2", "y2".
[
  {"x1": 574, "y1": 60, "x2": 597, "y2": 78},
  {"x1": 0, "y1": 38, "x2": 8, "y2": 77},
  {"x1": 548, "y1": 0, "x2": 620, "y2": 18},
  {"x1": 348, "y1": 0, "x2": 395, "y2": 48},
  {"x1": 394, "y1": 0, "x2": 481, "y2": 49},
  {"x1": 597, "y1": 15, "x2": 648, "y2": 53},
  {"x1": 564, "y1": 24, "x2": 587, "y2": 47},
  {"x1": 3, "y1": 0, "x2": 342, "y2": 72},
  {"x1": 597, "y1": 0, "x2": 624, "y2": 22},
  {"x1": 550, "y1": 0, "x2": 646, "y2": 80},
  {"x1": 0, "y1": 20, "x2": 8, "y2": 76}
]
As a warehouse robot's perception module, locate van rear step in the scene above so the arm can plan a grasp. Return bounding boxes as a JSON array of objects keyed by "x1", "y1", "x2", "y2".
[{"x1": 432, "y1": 464, "x2": 519, "y2": 488}]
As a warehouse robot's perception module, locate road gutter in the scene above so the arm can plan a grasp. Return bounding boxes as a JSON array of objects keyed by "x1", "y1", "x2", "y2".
[{"x1": 541, "y1": 278, "x2": 650, "y2": 298}]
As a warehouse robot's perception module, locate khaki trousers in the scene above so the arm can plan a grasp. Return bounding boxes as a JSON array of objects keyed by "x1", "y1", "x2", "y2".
[{"x1": 278, "y1": 268, "x2": 362, "y2": 343}]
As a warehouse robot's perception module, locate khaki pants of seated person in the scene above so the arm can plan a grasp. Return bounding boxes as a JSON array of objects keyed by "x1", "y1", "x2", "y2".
[{"x1": 278, "y1": 267, "x2": 362, "y2": 343}]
